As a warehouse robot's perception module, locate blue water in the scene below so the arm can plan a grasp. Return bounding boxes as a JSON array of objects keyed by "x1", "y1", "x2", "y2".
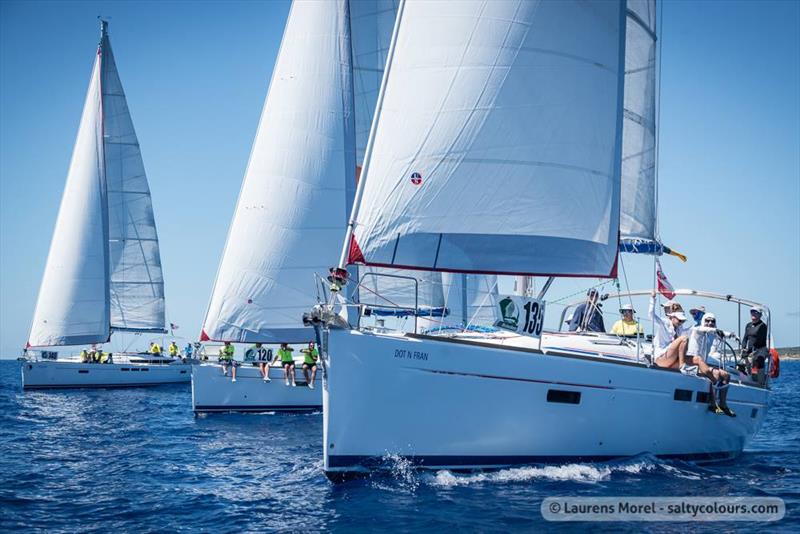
[{"x1": 1, "y1": 360, "x2": 797, "y2": 532}]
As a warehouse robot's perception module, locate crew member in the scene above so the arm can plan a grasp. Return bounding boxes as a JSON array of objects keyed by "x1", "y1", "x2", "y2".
[
  {"x1": 219, "y1": 341, "x2": 238, "y2": 382},
  {"x1": 168, "y1": 341, "x2": 179, "y2": 358},
  {"x1": 685, "y1": 313, "x2": 737, "y2": 416},
  {"x1": 251, "y1": 343, "x2": 270, "y2": 382},
  {"x1": 150, "y1": 342, "x2": 162, "y2": 356},
  {"x1": 568, "y1": 289, "x2": 605, "y2": 333},
  {"x1": 301, "y1": 342, "x2": 319, "y2": 389},
  {"x1": 649, "y1": 292, "x2": 692, "y2": 368},
  {"x1": 742, "y1": 307, "x2": 769, "y2": 384},
  {"x1": 610, "y1": 304, "x2": 643, "y2": 336},
  {"x1": 274, "y1": 343, "x2": 296, "y2": 387}
]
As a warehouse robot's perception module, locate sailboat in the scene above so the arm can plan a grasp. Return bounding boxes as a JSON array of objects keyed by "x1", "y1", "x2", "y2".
[
  {"x1": 191, "y1": 0, "x2": 361, "y2": 412},
  {"x1": 312, "y1": 0, "x2": 772, "y2": 479},
  {"x1": 22, "y1": 21, "x2": 191, "y2": 389}
]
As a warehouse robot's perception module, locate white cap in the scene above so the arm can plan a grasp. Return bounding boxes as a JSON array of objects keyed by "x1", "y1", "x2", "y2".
[
  {"x1": 703, "y1": 312, "x2": 717, "y2": 322},
  {"x1": 619, "y1": 303, "x2": 635, "y2": 313},
  {"x1": 668, "y1": 311, "x2": 687, "y2": 321},
  {"x1": 663, "y1": 299, "x2": 676, "y2": 308},
  {"x1": 750, "y1": 306, "x2": 763, "y2": 315}
]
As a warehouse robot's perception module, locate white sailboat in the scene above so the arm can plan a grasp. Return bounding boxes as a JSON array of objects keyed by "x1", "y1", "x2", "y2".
[
  {"x1": 22, "y1": 21, "x2": 190, "y2": 389},
  {"x1": 314, "y1": 0, "x2": 771, "y2": 479},
  {"x1": 192, "y1": 0, "x2": 361, "y2": 412}
]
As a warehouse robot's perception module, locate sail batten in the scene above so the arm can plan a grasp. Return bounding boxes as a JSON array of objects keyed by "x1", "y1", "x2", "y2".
[
  {"x1": 200, "y1": 0, "x2": 356, "y2": 343},
  {"x1": 346, "y1": 0, "x2": 626, "y2": 278}
]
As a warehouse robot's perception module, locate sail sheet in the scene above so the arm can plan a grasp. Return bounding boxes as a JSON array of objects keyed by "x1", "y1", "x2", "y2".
[
  {"x1": 620, "y1": 0, "x2": 658, "y2": 242},
  {"x1": 201, "y1": 0, "x2": 355, "y2": 343},
  {"x1": 28, "y1": 53, "x2": 110, "y2": 347},
  {"x1": 101, "y1": 26, "x2": 166, "y2": 333},
  {"x1": 348, "y1": 0, "x2": 626, "y2": 277}
]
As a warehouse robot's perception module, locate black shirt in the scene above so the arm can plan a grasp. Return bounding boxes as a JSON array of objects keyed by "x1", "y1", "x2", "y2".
[{"x1": 743, "y1": 319, "x2": 767, "y2": 353}]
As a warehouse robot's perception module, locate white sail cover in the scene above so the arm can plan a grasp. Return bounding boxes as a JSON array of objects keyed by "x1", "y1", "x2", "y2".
[
  {"x1": 348, "y1": 0, "x2": 626, "y2": 277},
  {"x1": 28, "y1": 54, "x2": 110, "y2": 347},
  {"x1": 440, "y1": 273, "x2": 498, "y2": 328},
  {"x1": 620, "y1": 0, "x2": 657, "y2": 242},
  {"x1": 101, "y1": 28, "x2": 166, "y2": 332},
  {"x1": 201, "y1": 0, "x2": 355, "y2": 343}
]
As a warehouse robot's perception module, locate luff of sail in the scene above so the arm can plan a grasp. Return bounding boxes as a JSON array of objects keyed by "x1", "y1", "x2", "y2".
[
  {"x1": 28, "y1": 45, "x2": 110, "y2": 347},
  {"x1": 347, "y1": 0, "x2": 627, "y2": 277},
  {"x1": 100, "y1": 23, "x2": 166, "y2": 333},
  {"x1": 620, "y1": 0, "x2": 658, "y2": 243},
  {"x1": 200, "y1": 0, "x2": 356, "y2": 343}
]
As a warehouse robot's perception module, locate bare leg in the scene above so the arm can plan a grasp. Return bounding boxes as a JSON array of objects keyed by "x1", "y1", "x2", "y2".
[
  {"x1": 232, "y1": 365, "x2": 237, "y2": 382},
  {"x1": 310, "y1": 365, "x2": 317, "y2": 385},
  {"x1": 303, "y1": 364, "x2": 311, "y2": 384}
]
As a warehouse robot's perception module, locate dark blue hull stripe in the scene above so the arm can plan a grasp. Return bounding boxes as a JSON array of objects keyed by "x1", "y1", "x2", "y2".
[
  {"x1": 193, "y1": 405, "x2": 322, "y2": 413},
  {"x1": 327, "y1": 451, "x2": 740, "y2": 469}
]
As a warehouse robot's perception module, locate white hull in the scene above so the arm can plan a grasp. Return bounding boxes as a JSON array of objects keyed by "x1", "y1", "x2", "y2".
[
  {"x1": 191, "y1": 364, "x2": 321, "y2": 413},
  {"x1": 323, "y1": 329, "x2": 769, "y2": 478},
  {"x1": 21, "y1": 360, "x2": 191, "y2": 389}
]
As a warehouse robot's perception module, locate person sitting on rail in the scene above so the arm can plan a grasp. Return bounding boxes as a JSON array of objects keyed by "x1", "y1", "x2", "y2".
[
  {"x1": 742, "y1": 306, "x2": 769, "y2": 385},
  {"x1": 149, "y1": 342, "x2": 162, "y2": 356},
  {"x1": 685, "y1": 313, "x2": 737, "y2": 416},
  {"x1": 274, "y1": 343, "x2": 296, "y2": 387},
  {"x1": 218, "y1": 341, "x2": 238, "y2": 382},
  {"x1": 568, "y1": 289, "x2": 605, "y2": 333},
  {"x1": 168, "y1": 341, "x2": 179, "y2": 358},
  {"x1": 249, "y1": 343, "x2": 270, "y2": 382},
  {"x1": 649, "y1": 292, "x2": 692, "y2": 368},
  {"x1": 611, "y1": 303, "x2": 643, "y2": 337},
  {"x1": 80, "y1": 349, "x2": 90, "y2": 363},
  {"x1": 301, "y1": 342, "x2": 319, "y2": 389}
]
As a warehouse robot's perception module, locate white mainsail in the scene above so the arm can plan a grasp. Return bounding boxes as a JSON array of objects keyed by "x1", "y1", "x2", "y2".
[
  {"x1": 28, "y1": 53, "x2": 110, "y2": 347},
  {"x1": 201, "y1": 0, "x2": 355, "y2": 343},
  {"x1": 101, "y1": 25, "x2": 166, "y2": 333},
  {"x1": 620, "y1": 0, "x2": 658, "y2": 242},
  {"x1": 347, "y1": 0, "x2": 626, "y2": 277}
]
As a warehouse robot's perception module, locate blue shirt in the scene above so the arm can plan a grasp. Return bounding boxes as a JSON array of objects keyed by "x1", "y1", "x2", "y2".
[{"x1": 569, "y1": 302, "x2": 605, "y2": 332}]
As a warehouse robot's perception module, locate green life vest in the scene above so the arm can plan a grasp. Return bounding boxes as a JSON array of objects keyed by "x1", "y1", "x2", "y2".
[
  {"x1": 303, "y1": 348, "x2": 319, "y2": 365},
  {"x1": 219, "y1": 345, "x2": 234, "y2": 360},
  {"x1": 278, "y1": 348, "x2": 294, "y2": 363}
]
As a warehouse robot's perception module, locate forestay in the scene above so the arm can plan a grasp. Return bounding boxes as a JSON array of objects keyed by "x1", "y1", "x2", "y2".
[
  {"x1": 620, "y1": 0, "x2": 658, "y2": 242},
  {"x1": 28, "y1": 52, "x2": 110, "y2": 347},
  {"x1": 347, "y1": 0, "x2": 626, "y2": 277},
  {"x1": 201, "y1": 0, "x2": 356, "y2": 343},
  {"x1": 440, "y1": 273, "x2": 498, "y2": 328},
  {"x1": 101, "y1": 25, "x2": 166, "y2": 333}
]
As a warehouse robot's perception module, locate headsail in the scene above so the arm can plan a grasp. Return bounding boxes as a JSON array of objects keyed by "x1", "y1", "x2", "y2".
[
  {"x1": 346, "y1": 0, "x2": 626, "y2": 277},
  {"x1": 28, "y1": 45, "x2": 110, "y2": 347},
  {"x1": 440, "y1": 273, "x2": 498, "y2": 328},
  {"x1": 620, "y1": 0, "x2": 658, "y2": 244},
  {"x1": 200, "y1": 0, "x2": 355, "y2": 343},
  {"x1": 100, "y1": 23, "x2": 166, "y2": 333}
]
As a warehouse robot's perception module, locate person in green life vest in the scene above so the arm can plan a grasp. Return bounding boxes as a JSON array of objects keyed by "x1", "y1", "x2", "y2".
[
  {"x1": 149, "y1": 342, "x2": 162, "y2": 356},
  {"x1": 80, "y1": 349, "x2": 90, "y2": 363},
  {"x1": 301, "y1": 342, "x2": 319, "y2": 389},
  {"x1": 168, "y1": 341, "x2": 179, "y2": 358},
  {"x1": 219, "y1": 341, "x2": 238, "y2": 382},
  {"x1": 273, "y1": 343, "x2": 296, "y2": 387}
]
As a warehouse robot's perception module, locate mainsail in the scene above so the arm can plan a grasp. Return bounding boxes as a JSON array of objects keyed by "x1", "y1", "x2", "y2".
[
  {"x1": 200, "y1": 0, "x2": 356, "y2": 343},
  {"x1": 101, "y1": 23, "x2": 166, "y2": 333},
  {"x1": 346, "y1": 0, "x2": 626, "y2": 277},
  {"x1": 28, "y1": 52, "x2": 110, "y2": 347},
  {"x1": 620, "y1": 0, "x2": 658, "y2": 244}
]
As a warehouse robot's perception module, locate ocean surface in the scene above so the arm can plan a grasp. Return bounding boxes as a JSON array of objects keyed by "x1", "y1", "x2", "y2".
[{"x1": 0, "y1": 359, "x2": 797, "y2": 532}]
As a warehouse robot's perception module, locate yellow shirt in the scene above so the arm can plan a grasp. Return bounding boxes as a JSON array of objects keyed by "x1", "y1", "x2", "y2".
[{"x1": 611, "y1": 319, "x2": 643, "y2": 336}]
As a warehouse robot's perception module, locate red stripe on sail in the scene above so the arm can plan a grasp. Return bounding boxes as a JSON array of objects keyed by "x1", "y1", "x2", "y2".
[{"x1": 347, "y1": 234, "x2": 365, "y2": 264}]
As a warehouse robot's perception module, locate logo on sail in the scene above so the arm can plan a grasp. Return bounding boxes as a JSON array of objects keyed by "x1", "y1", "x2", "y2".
[{"x1": 410, "y1": 172, "x2": 422, "y2": 185}]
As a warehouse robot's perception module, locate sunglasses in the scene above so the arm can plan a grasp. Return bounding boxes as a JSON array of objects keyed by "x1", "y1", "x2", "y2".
[{"x1": 704, "y1": 320, "x2": 716, "y2": 324}]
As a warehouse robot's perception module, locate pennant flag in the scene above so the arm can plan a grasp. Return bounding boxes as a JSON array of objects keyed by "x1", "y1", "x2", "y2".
[{"x1": 655, "y1": 259, "x2": 675, "y2": 299}]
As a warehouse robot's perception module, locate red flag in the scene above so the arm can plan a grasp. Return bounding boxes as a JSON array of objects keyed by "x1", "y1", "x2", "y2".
[{"x1": 656, "y1": 259, "x2": 675, "y2": 299}]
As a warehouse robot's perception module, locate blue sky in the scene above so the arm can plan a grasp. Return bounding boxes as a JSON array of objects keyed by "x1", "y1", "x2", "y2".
[{"x1": 1, "y1": 0, "x2": 798, "y2": 357}]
